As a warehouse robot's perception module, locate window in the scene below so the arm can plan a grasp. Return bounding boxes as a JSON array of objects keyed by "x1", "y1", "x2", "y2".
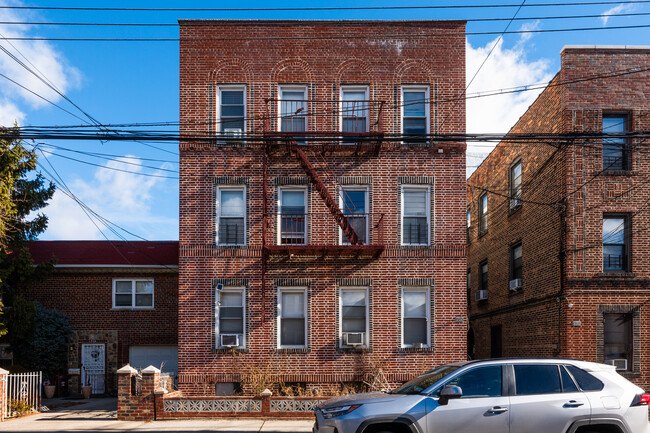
[
  {"x1": 603, "y1": 215, "x2": 628, "y2": 271},
  {"x1": 218, "y1": 86, "x2": 245, "y2": 136},
  {"x1": 401, "y1": 185, "x2": 430, "y2": 245},
  {"x1": 479, "y1": 261, "x2": 488, "y2": 291},
  {"x1": 560, "y1": 366, "x2": 579, "y2": 393},
  {"x1": 339, "y1": 187, "x2": 368, "y2": 245},
  {"x1": 401, "y1": 87, "x2": 429, "y2": 139},
  {"x1": 278, "y1": 188, "x2": 307, "y2": 245},
  {"x1": 602, "y1": 114, "x2": 629, "y2": 170},
  {"x1": 565, "y1": 365, "x2": 604, "y2": 391},
  {"x1": 467, "y1": 269, "x2": 471, "y2": 308},
  {"x1": 514, "y1": 365, "x2": 561, "y2": 395},
  {"x1": 216, "y1": 288, "x2": 246, "y2": 348},
  {"x1": 466, "y1": 209, "x2": 471, "y2": 244},
  {"x1": 279, "y1": 86, "x2": 307, "y2": 133},
  {"x1": 216, "y1": 186, "x2": 246, "y2": 245},
  {"x1": 339, "y1": 288, "x2": 368, "y2": 348},
  {"x1": 113, "y1": 279, "x2": 154, "y2": 309},
  {"x1": 604, "y1": 313, "x2": 633, "y2": 370},
  {"x1": 479, "y1": 192, "x2": 488, "y2": 235},
  {"x1": 510, "y1": 242, "x2": 522, "y2": 282},
  {"x1": 277, "y1": 288, "x2": 307, "y2": 348},
  {"x1": 510, "y1": 160, "x2": 522, "y2": 210},
  {"x1": 341, "y1": 87, "x2": 369, "y2": 134},
  {"x1": 444, "y1": 366, "x2": 502, "y2": 398},
  {"x1": 401, "y1": 287, "x2": 430, "y2": 348}
]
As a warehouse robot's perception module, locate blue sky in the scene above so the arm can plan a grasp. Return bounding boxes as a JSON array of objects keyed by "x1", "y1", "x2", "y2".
[{"x1": 0, "y1": 0, "x2": 647, "y2": 241}]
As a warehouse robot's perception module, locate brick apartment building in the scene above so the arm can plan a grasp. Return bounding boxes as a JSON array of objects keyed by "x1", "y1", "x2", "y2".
[
  {"x1": 23, "y1": 241, "x2": 178, "y2": 395},
  {"x1": 178, "y1": 20, "x2": 467, "y2": 395},
  {"x1": 467, "y1": 46, "x2": 650, "y2": 388}
]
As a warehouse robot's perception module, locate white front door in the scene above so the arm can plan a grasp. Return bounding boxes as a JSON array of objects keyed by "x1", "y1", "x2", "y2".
[{"x1": 81, "y1": 344, "x2": 105, "y2": 394}]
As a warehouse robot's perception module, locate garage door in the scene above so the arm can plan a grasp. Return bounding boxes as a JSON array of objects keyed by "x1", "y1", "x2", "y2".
[{"x1": 129, "y1": 345, "x2": 178, "y2": 375}]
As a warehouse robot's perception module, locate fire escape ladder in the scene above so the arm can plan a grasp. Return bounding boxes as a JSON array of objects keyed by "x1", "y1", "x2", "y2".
[{"x1": 291, "y1": 145, "x2": 361, "y2": 245}]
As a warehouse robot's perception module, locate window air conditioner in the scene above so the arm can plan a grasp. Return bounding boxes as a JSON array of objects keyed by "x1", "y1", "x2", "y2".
[
  {"x1": 475, "y1": 290, "x2": 488, "y2": 301},
  {"x1": 412, "y1": 342, "x2": 425, "y2": 349},
  {"x1": 223, "y1": 128, "x2": 243, "y2": 139},
  {"x1": 509, "y1": 278, "x2": 522, "y2": 291},
  {"x1": 344, "y1": 332, "x2": 364, "y2": 346},
  {"x1": 606, "y1": 358, "x2": 628, "y2": 371},
  {"x1": 220, "y1": 334, "x2": 240, "y2": 347},
  {"x1": 510, "y1": 197, "x2": 522, "y2": 209}
]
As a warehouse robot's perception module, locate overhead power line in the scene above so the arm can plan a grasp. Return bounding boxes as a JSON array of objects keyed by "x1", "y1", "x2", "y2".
[
  {"x1": 1, "y1": 1, "x2": 649, "y2": 12},
  {"x1": 3, "y1": 24, "x2": 650, "y2": 42},
  {"x1": 3, "y1": 12, "x2": 650, "y2": 26}
]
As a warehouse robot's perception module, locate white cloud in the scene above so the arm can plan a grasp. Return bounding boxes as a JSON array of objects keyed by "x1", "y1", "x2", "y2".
[
  {"x1": 0, "y1": 98, "x2": 25, "y2": 125},
  {"x1": 600, "y1": 4, "x2": 636, "y2": 26},
  {"x1": 466, "y1": 23, "x2": 554, "y2": 176},
  {"x1": 0, "y1": 1, "x2": 81, "y2": 125},
  {"x1": 43, "y1": 157, "x2": 178, "y2": 240}
]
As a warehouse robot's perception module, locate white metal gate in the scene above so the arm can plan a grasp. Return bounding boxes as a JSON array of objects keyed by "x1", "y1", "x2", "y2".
[
  {"x1": 5, "y1": 372, "x2": 42, "y2": 417},
  {"x1": 81, "y1": 343, "x2": 105, "y2": 395}
]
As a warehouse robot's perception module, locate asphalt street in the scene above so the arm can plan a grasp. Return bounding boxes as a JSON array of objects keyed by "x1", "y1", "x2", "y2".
[{"x1": 0, "y1": 398, "x2": 314, "y2": 433}]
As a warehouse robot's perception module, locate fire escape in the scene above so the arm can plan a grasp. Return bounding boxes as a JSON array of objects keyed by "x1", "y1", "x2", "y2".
[{"x1": 261, "y1": 97, "x2": 386, "y2": 258}]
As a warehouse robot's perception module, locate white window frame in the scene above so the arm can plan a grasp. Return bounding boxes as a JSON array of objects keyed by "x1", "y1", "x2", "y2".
[
  {"x1": 277, "y1": 287, "x2": 308, "y2": 349},
  {"x1": 112, "y1": 279, "x2": 154, "y2": 309},
  {"x1": 338, "y1": 185, "x2": 369, "y2": 245},
  {"x1": 400, "y1": 185, "x2": 431, "y2": 246},
  {"x1": 340, "y1": 86, "x2": 370, "y2": 133},
  {"x1": 215, "y1": 185, "x2": 247, "y2": 246},
  {"x1": 338, "y1": 287, "x2": 370, "y2": 348},
  {"x1": 277, "y1": 186, "x2": 308, "y2": 245},
  {"x1": 216, "y1": 85, "x2": 246, "y2": 135},
  {"x1": 400, "y1": 86, "x2": 430, "y2": 135},
  {"x1": 215, "y1": 287, "x2": 246, "y2": 349},
  {"x1": 278, "y1": 85, "x2": 308, "y2": 132},
  {"x1": 400, "y1": 286, "x2": 431, "y2": 348}
]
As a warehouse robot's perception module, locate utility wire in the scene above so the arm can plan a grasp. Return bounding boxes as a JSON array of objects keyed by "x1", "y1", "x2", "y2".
[
  {"x1": 1, "y1": 1, "x2": 649, "y2": 11},
  {"x1": 3, "y1": 24, "x2": 650, "y2": 41}
]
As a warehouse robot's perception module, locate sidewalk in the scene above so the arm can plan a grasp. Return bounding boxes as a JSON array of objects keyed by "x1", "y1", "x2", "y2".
[{"x1": 0, "y1": 398, "x2": 314, "y2": 432}]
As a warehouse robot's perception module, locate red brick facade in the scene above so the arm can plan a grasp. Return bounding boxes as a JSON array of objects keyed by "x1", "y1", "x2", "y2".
[
  {"x1": 179, "y1": 20, "x2": 467, "y2": 394},
  {"x1": 467, "y1": 46, "x2": 650, "y2": 389},
  {"x1": 24, "y1": 241, "x2": 179, "y2": 394}
]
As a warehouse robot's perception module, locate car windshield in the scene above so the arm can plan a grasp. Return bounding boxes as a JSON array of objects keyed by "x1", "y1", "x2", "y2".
[{"x1": 392, "y1": 365, "x2": 461, "y2": 395}]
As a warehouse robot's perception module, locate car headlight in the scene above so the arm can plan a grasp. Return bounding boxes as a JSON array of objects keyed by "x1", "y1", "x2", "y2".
[{"x1": 321, "y1": 404, "x2": 362, "y2": 419}]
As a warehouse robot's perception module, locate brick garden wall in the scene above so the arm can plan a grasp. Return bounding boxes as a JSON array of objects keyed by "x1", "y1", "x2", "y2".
[{"x1": 178, "y1": 21, "x2": 468, "y2": 392}]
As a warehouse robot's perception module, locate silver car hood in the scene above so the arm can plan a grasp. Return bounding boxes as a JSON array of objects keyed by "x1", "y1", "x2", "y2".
[{"x1": 318, "y1": 392, "x2": 406, "y2": 409}]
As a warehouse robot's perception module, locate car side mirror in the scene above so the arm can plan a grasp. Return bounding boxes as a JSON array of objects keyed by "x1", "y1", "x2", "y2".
[{"x1": 438, "y1": 385, "x2": 463, "y2": 406}]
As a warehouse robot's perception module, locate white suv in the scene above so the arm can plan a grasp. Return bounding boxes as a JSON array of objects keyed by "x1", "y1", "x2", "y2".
[{"x1": 314, "y1": 358, "x2": 650, "y2": 433}]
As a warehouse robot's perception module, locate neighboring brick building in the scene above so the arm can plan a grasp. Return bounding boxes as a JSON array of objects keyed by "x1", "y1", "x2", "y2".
[
  {"x1": 467, "y1": 46, "x2": 650, "y2": 388},
  {"x1": 24, "y1": 241, "x2": 178, "y2": 395},
  {"x1": 179, "y1": 20, "x2": 467, "y2": 395}
]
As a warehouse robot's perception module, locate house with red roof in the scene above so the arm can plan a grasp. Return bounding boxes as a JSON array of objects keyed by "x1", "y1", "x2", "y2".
[{"x1": 22, "y1": 241, "x2": 178, "y2": 395}]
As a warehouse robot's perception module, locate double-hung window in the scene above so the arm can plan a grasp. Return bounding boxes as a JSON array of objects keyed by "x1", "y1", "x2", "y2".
[
  {"x1": 341, "y1": 87, "x2": 369, "y2": 137},
  {"x1": 113, "y1": 279, "x2": 154, "y2": 309},
  {"x1": 467, "y1": 209, "x2": 471, "y2": 244},
  {"x1": 602, "y1": 114, "x2": 629, "y2": 170},
  {"x1": 278, "y1": 187, "x2": 307, "y2": 245},
  {"x1": 339, "y1": 288, "x2": 368, "y2": 348},
  {"x1": 604, "y1": 312, "x2": 633, "y2": 371},
  {"x1": 279, "y1": 86, "x2": 307, "y2": 134},
  {"x1": 401, "y1": 86, "x2": 430, "y2": 140},
  {"x1": 510, "y1": 160, "x2": 522, "y2": 210},
  {"x1": 479, "y1": 261, "x2": 488, "y2": 291},
  {"x1": 401, "y1": 185, "x2": 430, "y2": 245},
  {"x1": 339, "y1": 187, "x2": 368, "y2": 245},
  {"x1": 278, "y1": 288, "x2": 307, "y2": 348},
  {"x1": 217, "y1": 288, "x2": 246, "y2": 348},
  {"x1": 218, "y1": 86, "x2": 245, "y2": 137},
  {"x1": 603, "y1": 215, "x2": 628, "y2": 272},
  {"x1": 216, "y1": 186, "x2": 246, "y2": 245},
  {"x1": 510, "y1": 242, "x2": 522, "y2": 286},
  {"x1": 401, "y1": 287, "x2": 430, "y2": 348},
  {"x1": 479, "y1": 192, "x2": 488, "y2": 235}
]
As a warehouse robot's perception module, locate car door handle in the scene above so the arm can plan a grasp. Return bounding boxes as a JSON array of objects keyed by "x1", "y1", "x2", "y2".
[
  {"x1": 564, "y1": 400, "x2": 585, "y2": 408},
  {"x1": 487, "y1": 406, "x2": 508, "y2": 414}
]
